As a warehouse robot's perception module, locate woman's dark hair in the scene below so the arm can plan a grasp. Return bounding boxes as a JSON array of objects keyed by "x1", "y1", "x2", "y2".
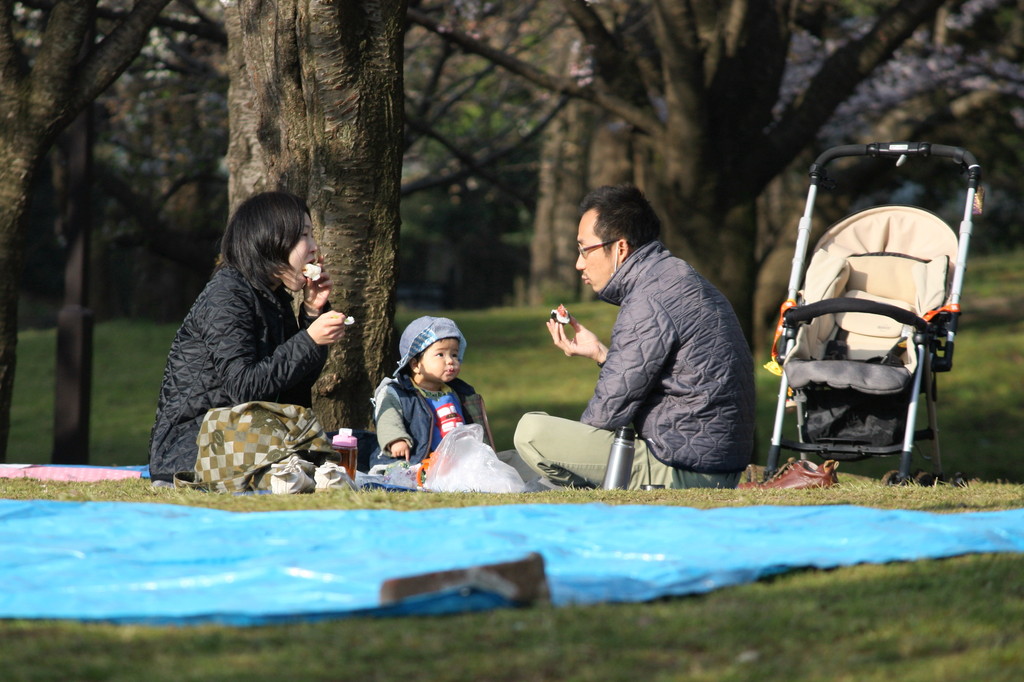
[
  {"x1": 220, "y1": 191, "x2": 311, "y2": 288},
  {"x1": 579, "y1": 184, "x2": 661, "y2": 248}
]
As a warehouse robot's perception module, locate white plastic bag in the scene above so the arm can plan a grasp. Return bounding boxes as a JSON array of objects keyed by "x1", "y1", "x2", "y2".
[
  {"x1": 368, "y1": 460, "x2": 421, "y2": 489},
  {"x1": 424, "y1": 424, "x2": 526, "y2": 493}
]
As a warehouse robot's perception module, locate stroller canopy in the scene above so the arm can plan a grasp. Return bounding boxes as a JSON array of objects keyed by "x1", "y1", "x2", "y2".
[{"x1": 813, "y1": 205, "x2": 959, "y2": 285}]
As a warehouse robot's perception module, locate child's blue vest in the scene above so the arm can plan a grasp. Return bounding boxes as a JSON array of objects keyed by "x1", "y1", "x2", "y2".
[{"x1": 369, "y1": 374, "x2": 478, "y2": 467}]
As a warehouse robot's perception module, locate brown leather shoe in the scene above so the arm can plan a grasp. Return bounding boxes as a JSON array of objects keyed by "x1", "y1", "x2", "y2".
[{"x1": 738, "y1": 458, "x2": 839, "y2": 490}]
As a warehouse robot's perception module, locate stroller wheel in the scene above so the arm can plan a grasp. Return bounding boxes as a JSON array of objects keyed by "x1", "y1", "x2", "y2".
[
  {"x1": 913, "y1": 470, "x2": 937, "y2": 487},
  {"x1": 881, "y1": 470, "x2": 908, "y2": 486},
  {"x1": 950, "y1": 472, "x2": 969, "y2": 488}
]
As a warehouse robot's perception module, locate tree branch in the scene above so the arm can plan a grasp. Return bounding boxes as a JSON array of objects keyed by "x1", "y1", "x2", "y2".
[
  {"x1": 66, "y1": 0, "x2": 175, "y2": 125},
  {"x1": 99, "y1": 169, "x2": 220, "y2": 276},
  {"x1": 406, "y1": 6, "x2": 663, "y2": 134},
  {"x1": 30, "y1": 1, "x2": 91, "y2": 101},
  {"x1": 402, "y1": 95, "x2": 569, "y2": 204},
  {"x1": 561, "y1": 0, "x2": 658, "y2": 108},
  {"x1": 758, "y1": 0, "x2": 945, "y2": 184},
  {"x1": 0, "y1": 0, "x2": 24, "y2": 86},
  {"x1": 18, "y1": 0, "x2": 227, "y2": 44}
]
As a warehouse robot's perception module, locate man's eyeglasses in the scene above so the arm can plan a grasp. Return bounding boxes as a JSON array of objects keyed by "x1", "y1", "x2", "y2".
[{"x1": 577, "y1": 239, "x2": 616, "y2": 259}]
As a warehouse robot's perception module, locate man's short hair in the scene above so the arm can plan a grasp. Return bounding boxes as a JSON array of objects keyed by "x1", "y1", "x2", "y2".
[{"x1": 579, "y1": 184, "x2": 660, "y2": 248}]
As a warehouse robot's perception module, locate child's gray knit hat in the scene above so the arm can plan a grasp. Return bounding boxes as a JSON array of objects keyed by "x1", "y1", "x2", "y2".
[{"x1": 394, "y1": 316, "x2": 467, "y2": 376}]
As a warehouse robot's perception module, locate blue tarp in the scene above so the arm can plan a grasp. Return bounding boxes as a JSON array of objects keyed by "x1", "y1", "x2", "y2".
[{"x1": 1, "y1": 500, "x2": 1022, "y2": 625}]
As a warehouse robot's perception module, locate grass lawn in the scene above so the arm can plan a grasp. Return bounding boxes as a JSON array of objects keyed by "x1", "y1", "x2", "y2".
[{"x1": 3, "y1": 249, "x2": 1023, "y2": 680}]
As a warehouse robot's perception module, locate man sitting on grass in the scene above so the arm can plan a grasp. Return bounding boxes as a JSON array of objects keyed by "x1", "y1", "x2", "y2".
[{"x1": 514, "y1": 185, "x2": 755, "y2": 490}]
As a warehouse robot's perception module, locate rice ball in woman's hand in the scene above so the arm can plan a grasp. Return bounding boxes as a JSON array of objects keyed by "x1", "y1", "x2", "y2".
[{"x1": 302, "y1": 263, "x2": 322, "y2": 281}]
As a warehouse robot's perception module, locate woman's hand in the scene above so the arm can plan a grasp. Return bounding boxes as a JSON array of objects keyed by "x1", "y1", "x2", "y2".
[
  {"x1": 303, "y1": 260, "x2": 333, "y2": 316},
  {"x1": 547, "y1": 316, "x2": 608, "y2": 365},
  {"x1": 307, "y1": 311, "x2": 349, "y2": 346}
]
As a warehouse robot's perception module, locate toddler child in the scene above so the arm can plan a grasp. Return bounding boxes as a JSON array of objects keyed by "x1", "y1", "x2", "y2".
[{"x1": 371, "y1": 316, "x2": 482, "y2": 467}]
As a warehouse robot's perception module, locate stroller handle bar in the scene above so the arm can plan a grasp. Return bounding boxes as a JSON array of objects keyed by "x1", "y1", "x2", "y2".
[
  {"x1": 810, "y1": 142, "x2": 981, "y2": 187},
  {"x1": 783, "y1": 297, "x2": 929, "y2": 333}
]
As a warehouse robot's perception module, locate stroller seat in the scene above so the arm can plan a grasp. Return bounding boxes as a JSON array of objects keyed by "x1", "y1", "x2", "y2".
[
  {"x1": 781, "y1": 207, "x2": 957, "y2": 450},
  {"x1": 784, "y1": 358, "x2": 910, "y2": 396},
  {"x1": 785, "y1": 206, "x2": 954, "y2": 374}
]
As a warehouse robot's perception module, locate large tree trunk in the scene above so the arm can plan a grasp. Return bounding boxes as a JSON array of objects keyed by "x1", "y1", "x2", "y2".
[
  {"x1": 224, "y1": 5, "x2": 269, "y2": 211},
  {"x1": 0, "y1": 145, "x2": 38, "y2": 462},
  {"x1": 530, "y1": 100, "x2": 640, "y2": 306},
  {"x1": 234, "y1": 0, "x2": 406, "y2": 431},
  {"x1": 650, "y1": 181, "x2": 760, "y2": 343},
  {"x1": 529, "y1": 98, "x2": 592, "y2": 305}
]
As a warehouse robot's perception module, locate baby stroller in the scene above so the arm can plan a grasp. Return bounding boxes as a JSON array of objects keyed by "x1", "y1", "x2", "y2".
[{"x1": 765, "y1": 142, "x2": 982, "y2": 485}]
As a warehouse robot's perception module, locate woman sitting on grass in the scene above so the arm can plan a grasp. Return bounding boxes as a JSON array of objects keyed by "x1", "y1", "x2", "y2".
[{"x1": 148, "y1": 191, "x2": 349, "y2": 485}]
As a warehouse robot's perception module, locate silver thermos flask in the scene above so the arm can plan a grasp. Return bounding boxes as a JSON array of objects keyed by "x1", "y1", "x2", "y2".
[{"x1": 601, "y1": 426, "x2": 635, "y2": 490}]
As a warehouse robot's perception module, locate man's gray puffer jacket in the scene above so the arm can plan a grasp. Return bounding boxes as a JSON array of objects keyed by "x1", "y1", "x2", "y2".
[
  {"x1": 582, "y1": 241, "x2": 755, "y2": 474},
  {"x1": 148, "y1": 266, "x2": 328, "y2": 482}
]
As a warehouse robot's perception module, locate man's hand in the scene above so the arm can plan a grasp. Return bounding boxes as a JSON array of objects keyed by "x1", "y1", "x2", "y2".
[{"x1": 547, "y1": 316, "x2": 608, "y2": 365}]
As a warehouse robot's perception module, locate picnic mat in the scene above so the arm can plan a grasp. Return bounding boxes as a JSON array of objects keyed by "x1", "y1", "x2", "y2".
[
  {"x1": 0, "y1": 464, "x2": 149, "y2": 482},
  {"x1": 1, "y1": 500, "x2": 1023, "y2": 625}
]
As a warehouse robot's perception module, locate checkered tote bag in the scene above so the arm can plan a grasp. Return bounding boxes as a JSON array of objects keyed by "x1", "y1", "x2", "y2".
[{"x1": 175, "y1": 401, "x2": 333, "y2": 492}]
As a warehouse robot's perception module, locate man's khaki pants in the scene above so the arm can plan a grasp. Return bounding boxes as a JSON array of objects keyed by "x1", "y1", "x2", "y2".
[{"x1": 513, "y1": 412, "x2": 741, "y2": 490}]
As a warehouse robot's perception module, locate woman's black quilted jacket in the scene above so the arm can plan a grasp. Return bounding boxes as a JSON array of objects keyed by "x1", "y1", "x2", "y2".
[{"x1": 148, "y1": 266, "x2": 328, "y2": 481}]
